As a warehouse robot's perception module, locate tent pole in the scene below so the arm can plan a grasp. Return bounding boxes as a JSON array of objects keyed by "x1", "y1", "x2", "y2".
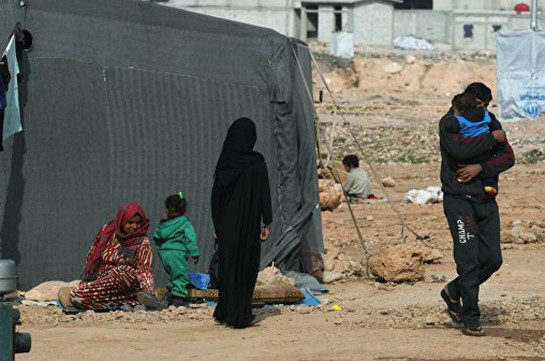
[
  {"x1": 306, "y1": 47, "x2": 429, "y2": 242},
  {"x1": 531, "y1": 0, "x2": 539, "y2": 30}
]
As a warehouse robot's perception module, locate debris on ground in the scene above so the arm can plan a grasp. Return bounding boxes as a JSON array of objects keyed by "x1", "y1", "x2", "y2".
[
  {"x1": 404, "y1": 186, "x2": 443, "y2": 205},
  {"x1": 257, "y1": 265, "x2": 295, "y2": 287},
  {"x1": 502, "y1": 220, "x2": 545, "y2": 244},
  {"x1": 319, "y1": 179, "x2": 343, "y2": 211},
  {"x1": 369, "y1": 243, "x2": 443, "y2": 283},
  {"x1": 324, "y1": 248, "x2": 363, "y2": 280},
  {"x1": 393, "y1": 36, "x2": 435, "y2": 51},
  {"x1": 25, "y1": 280, "x2": 80, "y2": 302},
  {"x1": 382, "y1": 62, "x2": 404, "y2": 74},
  {"x1": 431, "y1": 274, "x2": 448, "y2": 283},
  {"x1": 381, "y1": 176, "x2": 396, "y2": 187}
]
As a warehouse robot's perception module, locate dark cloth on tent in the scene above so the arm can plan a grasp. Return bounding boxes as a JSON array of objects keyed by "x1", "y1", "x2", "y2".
[
  {"x1": 0, "y1": 55, "x2": 10, "y2": 151},
  {"x1": 212, "y1": 118, "x2": 272, "y2": 328}
]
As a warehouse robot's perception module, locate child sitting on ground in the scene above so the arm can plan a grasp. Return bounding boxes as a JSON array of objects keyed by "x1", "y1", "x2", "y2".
[
  {"x1": 138, "y1": 192, "x2": 200, "y2": 309},
  {"x1": 446, "y1": 93, "x2": 499, "y2": 196},
  {"x1": 342, "y1": 155, "x2": 372, "y2": 200}
]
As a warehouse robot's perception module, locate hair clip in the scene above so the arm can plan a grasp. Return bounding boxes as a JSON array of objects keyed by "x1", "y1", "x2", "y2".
[{"x1": 178, "y1": 191, "x2": 184, "y2": 200}]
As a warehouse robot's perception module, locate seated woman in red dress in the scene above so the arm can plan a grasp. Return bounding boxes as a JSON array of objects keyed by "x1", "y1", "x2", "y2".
[{"x1": 67, "y1": 202, "x2": 155, "y2": 310}]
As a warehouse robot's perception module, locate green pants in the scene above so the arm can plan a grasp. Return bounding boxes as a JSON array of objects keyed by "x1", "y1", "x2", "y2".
[{"x1": 158, "y1": 249, "x2": 190, "y2": 298}]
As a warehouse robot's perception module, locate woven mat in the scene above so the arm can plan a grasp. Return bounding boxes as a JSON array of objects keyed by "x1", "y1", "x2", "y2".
[{"x1": 157, "y1": 284, "x2": 304, "y2": 303}]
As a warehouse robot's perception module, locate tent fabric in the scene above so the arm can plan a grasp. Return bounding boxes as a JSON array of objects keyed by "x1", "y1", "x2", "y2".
[
  {"x1": 497, "y1": 30, "x2": 545, "y2": 121},
  {"x1": 0, "y1": 0, "x2": 323, "y2": 289}
]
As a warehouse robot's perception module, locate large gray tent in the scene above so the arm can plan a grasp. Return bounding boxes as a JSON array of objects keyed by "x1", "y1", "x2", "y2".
[{"x1": 0, "y1": 0, "x2": 323, "y2": 289}]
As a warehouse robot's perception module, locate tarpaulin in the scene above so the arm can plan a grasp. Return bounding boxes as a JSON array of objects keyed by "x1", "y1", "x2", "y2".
[{"x1": 497, "y1": 30, "x2": 545, "y2": 121}]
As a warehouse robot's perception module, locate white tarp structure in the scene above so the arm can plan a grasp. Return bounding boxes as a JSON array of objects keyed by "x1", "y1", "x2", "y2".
[{"x1": 497, "y1": 30, "x2": 545, "y2": 121}]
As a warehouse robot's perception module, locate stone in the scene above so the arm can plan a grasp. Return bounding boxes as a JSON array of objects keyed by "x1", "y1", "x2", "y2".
[
  {"x1": 382, "y1": 62, "x2": 404, "y2": 74},
  {"x1": 381, "y1": 177, "x2": 396, "y2": 187},
  {"x1": 26, "y1": 280, "x2": 80, "y2": 302},
  {"x1": 256, "y1": 265, "x2": 294, "y2": 287},
  {"x1": 431, "y1": 274, "x2": 448, "y2": 283},
  {"x1": 366, "y1": 216, "x2": 374, "y2": 221},
  {"x1": 406, "y1": 55, "x2": 416, "y2": 65},
  {"x1": 511, "y1": 226, "x2": 538, "y2": 244},
  {"x1": 369, "y1": 243, "x2": 443, "y2": 283},
  {"x1": 319, "y1": 179, "x2": 343, "y2": 212},
  {"x1": 425, "y1": 313, "x2": 441, "y2": 326},
  {"x1": 322, "y1": 272, "x2": 344, "y2": 284},
  {"x1": 420, "y1": 244, "x2": 443, "y2": 264}
]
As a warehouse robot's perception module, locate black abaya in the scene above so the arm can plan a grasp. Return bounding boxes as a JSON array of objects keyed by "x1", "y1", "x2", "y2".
[{"x1": 211, "y1": 118, "x2": 272, "y2": 328}]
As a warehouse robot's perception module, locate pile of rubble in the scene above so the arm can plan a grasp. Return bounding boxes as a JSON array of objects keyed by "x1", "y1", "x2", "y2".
[
  {"x1": 256, "y1": 265, "x2": 295, "y2": 287},
  {"x1": 324, "y1": 248, "x2": 364, "y2": 279},
  {"x1": 369, "y1": 242, "x2": 443, "y2": 283},
  {"x1": 319, "y1": 179, "x2": 343, "y2": 211},
  {"x1": 503, "y1": 220, "x2": 545, "y2": 245}
]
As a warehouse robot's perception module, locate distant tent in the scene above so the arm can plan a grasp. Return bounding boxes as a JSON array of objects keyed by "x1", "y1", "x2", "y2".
[{"x1": 0, "y1": 0, "x2": 323, "y2": 289}]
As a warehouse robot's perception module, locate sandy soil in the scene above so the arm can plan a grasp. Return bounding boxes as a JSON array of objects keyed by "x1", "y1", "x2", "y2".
[{"x1": 14, "y1": 52, "x2": 545, "y2": 361}]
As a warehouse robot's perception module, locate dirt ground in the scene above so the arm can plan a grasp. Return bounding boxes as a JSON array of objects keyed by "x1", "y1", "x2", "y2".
[{"x1": 15, "y1": 51, "x2": 545, "y2": 361}]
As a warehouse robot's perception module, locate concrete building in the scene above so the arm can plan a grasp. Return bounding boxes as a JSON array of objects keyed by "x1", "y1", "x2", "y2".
[
  {"x1": 163, "y1": 0, "x2": 541, "y2": 50},
  {"x1": 297, "y1": 0, "x2": 400, "y2": 46},
  {"x1": 164, "y1": 0, "x2": 400, "y2": 46}
]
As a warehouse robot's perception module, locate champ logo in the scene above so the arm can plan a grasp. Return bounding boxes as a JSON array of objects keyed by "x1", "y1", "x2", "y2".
[{"x1": 456, "y1": 218, "x2": 475, "y2": 244}]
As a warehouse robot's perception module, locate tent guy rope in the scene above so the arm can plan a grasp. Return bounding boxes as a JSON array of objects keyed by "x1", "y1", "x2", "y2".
[{"x1": 305, "y1": 47, "x2": 429, "y2": 242}]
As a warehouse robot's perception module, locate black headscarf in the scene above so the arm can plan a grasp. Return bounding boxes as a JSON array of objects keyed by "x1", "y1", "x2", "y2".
[{"x1": 215, "y1": 117, "x2": 264, "y2": 186}]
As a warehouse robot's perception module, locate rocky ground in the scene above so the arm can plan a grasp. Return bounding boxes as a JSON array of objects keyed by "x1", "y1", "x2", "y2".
[{"x1": 15, "y1": 51, "x2": 545, "y2": 361}]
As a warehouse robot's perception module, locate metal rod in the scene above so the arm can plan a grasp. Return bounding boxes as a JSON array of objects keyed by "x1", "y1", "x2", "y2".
[{"x1": 531, "y1": 0, "x2": 539, "y2": 31}]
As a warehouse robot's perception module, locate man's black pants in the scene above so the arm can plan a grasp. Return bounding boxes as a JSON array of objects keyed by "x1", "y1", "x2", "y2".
[{"x1": 443, "y1": 194, "x2": 502, "y2": 328}]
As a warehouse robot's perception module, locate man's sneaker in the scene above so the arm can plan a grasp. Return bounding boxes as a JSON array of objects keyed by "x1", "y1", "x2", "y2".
[
  {"x1": 440, "y1": 288, "x2": 462, "y2": 323},
  {"x1": 462, "y1": 327, "x2": 486, "y2": 337},
  {"x1": 137, "y1": 292, "x2": 169, "y2": 310}
]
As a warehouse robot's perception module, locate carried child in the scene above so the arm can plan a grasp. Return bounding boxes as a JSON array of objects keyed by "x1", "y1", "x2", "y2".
[
  {"x1": 138, "y1": 192, "x2": 200, "y2": 309},
  {"x1": 445, "y1": 93, "x2": 502, "y2": 196}
]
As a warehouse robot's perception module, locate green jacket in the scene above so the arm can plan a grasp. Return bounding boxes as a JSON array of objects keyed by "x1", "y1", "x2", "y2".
[{"x1": 153, "y1": 216, "x2": 200, "y2": 257}]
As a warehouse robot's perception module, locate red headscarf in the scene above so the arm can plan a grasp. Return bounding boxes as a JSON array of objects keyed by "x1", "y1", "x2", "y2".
[{"x1": 82, "y1": 202, "x2": 150, "y2": 281}]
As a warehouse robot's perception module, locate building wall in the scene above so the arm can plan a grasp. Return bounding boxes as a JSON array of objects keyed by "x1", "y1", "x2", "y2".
[
  {"x1": 394, "y1": 10, "x2": 452, "y2": 43},
  {"x1": 318, "y1": 5, "x2": 335, "y2": 42},
  {"x1": 166, "y1": 0, "x2": 287, "y2": 7},
  {"x1": 353, "y1": 2, "x2": 394, "y2": 46},
  {"x1": 452, "y1": 11, "x2": 538, "y2": 50},
  {"x1": 433, "y1": 0, "x2": 543, "y2": 11},
  {"x1": 164, "y1": 1, "x2": 543, "y2": 51},
  {"x1": 164, "y1": 1, "x2": 292, "y2": 35}
]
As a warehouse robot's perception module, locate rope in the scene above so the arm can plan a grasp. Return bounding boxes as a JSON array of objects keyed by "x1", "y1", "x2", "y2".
[
  {"x1": 306, "y1": 48, "x2": 428, "y2": 242},
  {"x1": 292, "y1": 46, "x2": 371, "y2": 277}
]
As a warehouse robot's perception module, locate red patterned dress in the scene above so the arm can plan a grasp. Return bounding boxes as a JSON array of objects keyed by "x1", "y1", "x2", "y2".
[{"x1": 70, "y1": 225, "x2": 155, "y2": 310}]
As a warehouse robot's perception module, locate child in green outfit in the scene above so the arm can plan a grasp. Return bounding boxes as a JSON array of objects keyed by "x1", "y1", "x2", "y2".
[{"x1": 138, "y1": 192, "x2": 200, "y2": 309}]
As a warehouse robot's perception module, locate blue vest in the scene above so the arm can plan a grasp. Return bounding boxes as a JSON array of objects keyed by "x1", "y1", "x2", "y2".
[{"x1": 455, "y1": 111, "x2": 491, "y2": 138}]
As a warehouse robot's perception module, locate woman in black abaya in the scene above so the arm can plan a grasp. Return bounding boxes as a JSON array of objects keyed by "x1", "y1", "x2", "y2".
[{"x1": 212, "y1": 117, "x2": 272, "y2": 328}]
